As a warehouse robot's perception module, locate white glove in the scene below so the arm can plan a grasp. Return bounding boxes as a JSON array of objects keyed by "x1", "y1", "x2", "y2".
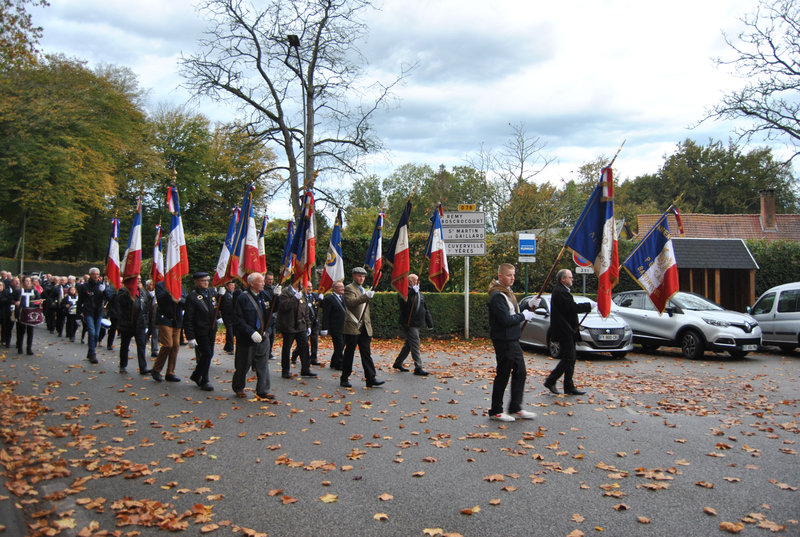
[
  {"x1": 251, "y1": 331, "x2": 263, "y2": 343},
  {"x1": 365, "y1": 290, "x2": 375, "y2": 298},
  {"x1": 149, "y1": 290, "x2": 155, "y2": 297},
  {"x1": 320, "y1": 330, "x2": 328, "y2": 336},
  {"x1": 98, "y1": 283, "x2": 106, "y2": 292},
  {"x1": 412, "y1": 285, "x2": 420, "y2": 293},
  {"x1": 274, "y1": 285, "x2": 282, "y2": 296},
  {"x1": 187, "y1": 339, "x2": 197, "y2": 348},
  {"x1": 218, "y1": 287, "x2": 226, "y2": 296},
  {"x1": 522, "y1": 310, "x2": 535, "y2": 321},
  {"x1": 530, "y1": 297, "x2": 541, "y2": 308},
  {"x1": 294, "y1": 290, "x2": 303, "y2": 300},
  {"x1": 307, "y1": 328, "x2": 311, "y2": 336},
  {"x1": 589, "y1": 300, "x2": 598, "y2": 309},
  {"x1": 216, "y1": 317, "x2": 224, "y2": 325},
  {"x1": 318, "y1": 293, "x2": 324, "y2": 300}
]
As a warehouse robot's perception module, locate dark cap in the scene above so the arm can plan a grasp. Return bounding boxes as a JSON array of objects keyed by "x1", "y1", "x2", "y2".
[
  {"x1": 351, "y1": 267, "x2": 367, "y2": 275},
  {"x1": 193, "y1": 271, "x2": 210, "y2": 280}
]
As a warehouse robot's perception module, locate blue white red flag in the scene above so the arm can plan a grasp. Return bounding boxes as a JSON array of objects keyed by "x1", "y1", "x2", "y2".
[
  {"x1": 425, "y1": 203, "x2": 450, "y2": 292},
  {"x1": 151, "y1": 224, "x2": 164, "y2": 284},
  {"x1": 106, "y1": 217, "x2": 121, "y2": 290},
  {"x1": 165, "y1": 186, "x2": 189, "y2": 300},
  {"x1": 622, "y1": 210, "x2": 679, "y2": 313},
  {"x1": 319, "y1": 208, "x2": 344, "y2": 294},
  {"x1": 213, "y1": 207, "x2": 239, "y2": 287},
  {"x1": 227, "y1": 184, "x2": 260, "y2": 282},
  {"x1": 363, "y1": 211, "x2": 384, "y2": 288},
  {"x1": 279, "y1": 220, "x2": 295, "y2": 284},
  {"x1": 290, "y1": 189, "x2": 316, "y2": 288},
  {"x1": 564, "y1": 166, "x2": 619, "y2": 317},
  {"x1": 257, "y1": 214, "x2": 268, "y2": 274},
  {"x1": 386, "y1": 200, "x2": 412, "y2": 300},
  {"x1": 120, "y1": 197, "x2": 143, "y2": 294}
]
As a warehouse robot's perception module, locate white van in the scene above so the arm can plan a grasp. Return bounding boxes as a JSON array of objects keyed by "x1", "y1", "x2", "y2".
[{"x1": 749, "y1": 282, "x2": 800, "y2": 352}]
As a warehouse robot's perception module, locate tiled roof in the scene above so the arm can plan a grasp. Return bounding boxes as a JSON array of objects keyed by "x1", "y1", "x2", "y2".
[
  {"x1": 637, "y1": 213, "x2": 800, "y2": 241},
  {"x1": 671, "y1": 238, "x2": 759, "y2": 270}
]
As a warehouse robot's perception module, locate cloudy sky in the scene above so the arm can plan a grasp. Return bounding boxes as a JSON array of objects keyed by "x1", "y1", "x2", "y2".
[{"x1": 31, "y1": 0, "x2": 783, "y2": 216}]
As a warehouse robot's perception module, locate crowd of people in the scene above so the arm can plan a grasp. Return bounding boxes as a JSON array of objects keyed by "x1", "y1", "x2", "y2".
[{"x1": 1, "y1": 263, "x2": 591, "y2": 420}]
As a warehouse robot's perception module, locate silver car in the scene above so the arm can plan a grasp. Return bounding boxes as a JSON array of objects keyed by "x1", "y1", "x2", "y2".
[
  {"x1": 748, "y1": 282, "x2": 800, "y2": 352},
  {"x1": 611, "y1": 291, "x2": 761, "y2": 359},
  {"x1": 519, "y1": 294, "x2": 634, "y2": 358}
]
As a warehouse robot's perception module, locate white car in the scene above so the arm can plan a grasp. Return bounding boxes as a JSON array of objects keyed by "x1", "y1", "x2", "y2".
[
  {"x1": 748, "y1": 282, "x2": 800, "y2": 352},
  {"x1": 611, "y1": 291, "x2": 761, "y2": 359},
  {"x1": 519, "y1": 294, "x2": 634, "y2": 358}
]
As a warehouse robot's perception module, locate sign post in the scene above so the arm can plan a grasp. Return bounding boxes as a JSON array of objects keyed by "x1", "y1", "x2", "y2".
[
  {"x1": 573, "y1": 252, "x2": 593, "y2": 296},
  {"x1": 442, "y1": 208, "x2": 486, "y2": 339},
  {"x1": 518, "y1": 233, "x2": 537, "y2": 294}
]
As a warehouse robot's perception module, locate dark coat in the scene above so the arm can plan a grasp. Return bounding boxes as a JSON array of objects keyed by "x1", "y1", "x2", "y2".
[
  {"x1": 398, "y1": 287, "x2": 433, "y2": 329},
  {"x1": 276, "y1": 285, "x2": 310, "y2": 334},
  {"x1": 77, "y1": 279, "x2": 106, "y2": 318},
  {"x1": 550, "y1": 283, "x2": 591, "y2": 343},
  {"x1": 104, "y1": 286, "x2": 119, "y2": 320},
  {"x1": 234, "y1": 289, "x2": 269, "y2": 344},
  {"x1": 183, "y1": 286, "x2": 218, "y2": 340},
  {"x1": 220, "y1": 290, "x2": 235, "y2": 323},
  {"x1": 488, "y1": 283, "x2": 525, "y2": 342},
  {"x1": 117, "y1": 287, "x2": 148, "y2": 332},
  {"x1": 0, "y1": 287, "x2": 12, "y2": 322},
  {"x1": 321, "y1": 292, "x2": 346, "y2": 333},
  {"x1": 154, "y1": 281, "x2": 185, "y2": 328}
]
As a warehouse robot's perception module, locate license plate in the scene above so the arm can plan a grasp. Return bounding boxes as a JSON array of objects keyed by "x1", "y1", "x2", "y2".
[
  {"x1": 597, "y1": 334, "x2": 619, "y2": 341},
  {"x1": 742, "y1": 344, "x2": 757, "y2": 351}
]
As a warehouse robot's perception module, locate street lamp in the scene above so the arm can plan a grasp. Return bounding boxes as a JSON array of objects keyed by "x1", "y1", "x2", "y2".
[{"x1": 287, "y1": 34, "x2": 307, "y2": 188}]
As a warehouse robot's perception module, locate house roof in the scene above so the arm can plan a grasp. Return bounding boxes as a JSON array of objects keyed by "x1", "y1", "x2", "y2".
[
  {"x1": 637, "y1": 213, "x2": 800, "y2": 241},
  {"x1": 672, "y1": 238, "x2": 759, "y2": 270}
]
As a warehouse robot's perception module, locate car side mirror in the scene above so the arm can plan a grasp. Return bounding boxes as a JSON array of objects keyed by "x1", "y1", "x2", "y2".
[
  {"x1": 664, "y1": 305, "x2": 677, "y2": 316},
  {"x1": 745, "y1": 306, "x2": 751, "y2": 314}
]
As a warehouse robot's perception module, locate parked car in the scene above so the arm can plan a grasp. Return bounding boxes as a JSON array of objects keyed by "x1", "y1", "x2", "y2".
[
  {"x1": 518, "y1": 294, "x2": 633, "y2": 358},
  {"x1": 611, "y1": 290, "x2": 761, "y2": 359},
  {"x1": 748, "y1": 282, "x2": 800, "y2": 352}
]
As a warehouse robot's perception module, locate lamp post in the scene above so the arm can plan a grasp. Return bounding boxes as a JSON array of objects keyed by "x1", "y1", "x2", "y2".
[{"x1": 287, "y1": 34, "x2": 308, "y2": 189}]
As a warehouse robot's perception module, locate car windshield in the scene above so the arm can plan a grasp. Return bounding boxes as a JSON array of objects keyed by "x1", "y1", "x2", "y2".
[{"x1": 671, "y1": 292, "x2": 723, "y2": 311}]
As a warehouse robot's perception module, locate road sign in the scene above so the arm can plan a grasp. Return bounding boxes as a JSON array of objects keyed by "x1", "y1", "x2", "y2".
[
  {"x1": 458, "y1": 204, "x2": 476, "y2": 211},
  {"x1": 575, "y1": 266, "x2": 594, "y2": 274},
  {"x1": 442, "y1": 209, "x2": 485, "y2": 257},
  {"x1": 573, "y1": 252, "x2": 592, "y2": 267},
  {"x1": 445, "y1": 242, "x2": 486, "y2": 256},
  {"x1": 443, "y1": 227, "x2": 485, "y2": 240},
  {"x1": 518, "y1": 233, "x2": 537, "y2": 255},
  {"x1": 518, "y1": 256, "x2": 536, "y2": 263},
  {"x1": 441, "y1": 212, "x2": 485, "y2": 226}
]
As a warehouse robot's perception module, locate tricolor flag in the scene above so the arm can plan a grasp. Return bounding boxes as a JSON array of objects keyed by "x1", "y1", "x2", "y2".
[
  {"x1": 279, "y1": 220, "x2": 295, "y2": 284},
  {"x1": 622, "y1": 209, "x2": 679, "y2": 313},
  {"x1": 425, "y1": 203, "x2": 449, "y2": 292},
  {"x1": 319, "y1": 208, "x2": 344, "y2": 294},
  {"x1": 363, "y1": 210, "x2": 384, "y2": 288},
  {"x1": 290, "y1": 189, "x2": 316, "y2": 288},
  {"x1": 227, "y1": 184, "x2": 260, "y2": 282},
  {"x1": 212, "y1": 207, "x2": 240, "y2": 287},
  {"x1": 105, "y1": 217, "x2": 121, "y2": 290},
  {"x1": 385, "y1": 200, "x2": 412, "y2": 300},
  {"x1": 257, "y1": 214, "x2": 268, "y2": 274},
  {"x1": 564, "y1": 166, "x2": 619, "y2": 317},
  {"x1": 165, "y1": 186, "x2": 190, "y2": 301},
  {"x1": 120, "y1": 197, "x2": 143, "y2": 295},
  {"x1": 151, "y1": 224, "x2": 164, "y2": 284}
]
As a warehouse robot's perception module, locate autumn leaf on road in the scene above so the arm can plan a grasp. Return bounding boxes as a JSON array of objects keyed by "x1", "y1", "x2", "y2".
[{"x1": 320, "y1": 493, "x2": 338, "y2": 503}]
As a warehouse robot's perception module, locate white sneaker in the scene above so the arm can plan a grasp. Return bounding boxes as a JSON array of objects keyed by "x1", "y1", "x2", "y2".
[
  {"x1": 513, "y1": 410, "x2": 537, "y2": 420},
  {"x1": 489, "y1": 412, "x2": 516, "y2": 422}
]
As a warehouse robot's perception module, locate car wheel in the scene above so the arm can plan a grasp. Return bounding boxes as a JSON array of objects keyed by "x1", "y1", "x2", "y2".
[
  {"x1": 680, "y1": 329, "x2": 704, "y2": 359},
  {"x1": 778, "y1": 344, "x2": 796, "y2": 352},
  {"x1": 547, "y1": 336, "x2": 560, "y2": 358},
  {"x1": 611, "y1": 351, "x2": 627, "y2": 358},
  {"x1": 728, "y1": 350, "x2": 748, "y2": 359}
]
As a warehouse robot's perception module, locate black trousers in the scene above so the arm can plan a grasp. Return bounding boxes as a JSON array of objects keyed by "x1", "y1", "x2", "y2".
[
  {"x1": 282, "y1": 331, "x2": 310, "y2": 374},
  {"x1": 546, "y1": 337, "x2": 578, "y2": 390},
  {"x1": 65, "y1": 314, "x2": 78, "y2": 340},
  {"x1": 55, "y1": 308, "x2": 65, "y2": 336},
  {"x1": 490, "y1": 339, "x2": 526, "y2": 415},
  {"x1": 119, "y1": 329, "x2": 148, "y2": 372},
  {"x1": 342, "y1": 327, "x2": 377, "y2": 383},
  {"x1": 16, "y1": 323, "x2": 34, "y2": 352},
  {"x1": 329, "y1": 331, "x2": 344, "y2": 369},
  {"x1": 223, "y1": 321, "x2": 234, "y2": 352},
  {"x1": 192, "y1": 332, "x2": 216, "y2": 384},
  {"x1": 0, "y1": 318, "x2": 12, "y2": 346}
]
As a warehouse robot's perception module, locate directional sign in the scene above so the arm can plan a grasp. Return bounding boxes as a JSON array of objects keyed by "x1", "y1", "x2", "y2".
[
  {"x1": 442, "y1": 210, "x2": 485, "y2": 257},
  {"x1": 445, "y1": 242, "x2": 486, "y2": 256}
]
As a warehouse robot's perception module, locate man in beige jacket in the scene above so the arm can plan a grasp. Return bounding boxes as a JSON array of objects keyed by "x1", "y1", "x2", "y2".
[{"x1": 340, "y1": 267, "x2": 385, "y2": 388}]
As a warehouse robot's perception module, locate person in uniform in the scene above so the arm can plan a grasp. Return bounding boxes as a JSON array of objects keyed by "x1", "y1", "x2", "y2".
[
  {"x1": 277, "y1": 279, "x2": 317, "y2": 379},
  {"x1": 117, "y1": 275, "x2": 150, "y2": 375},
  {"x1": 13, "y1": 275, "x2": 42, "y2": 355},
  {"x1": 340, "y1": 267, "x2": 384, "y2": 388},
  {"x1": 232, "y1": 272, "x2": 274, "y2": 400},
  {"x1": 184, "y1": 272, "x2": 218, "y2": 391},
  {"x1": 320, "y1": 281, "x2": 346, "y2": 370},
  {"x1": 220, "y1": 280, "x2": 236, "y2": 354},
  {"x1": 292, "y1": 281, "x2": 322, "y2": 366}
]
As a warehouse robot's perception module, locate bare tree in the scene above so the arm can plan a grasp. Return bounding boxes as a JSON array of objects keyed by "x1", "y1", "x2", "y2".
[
  {"x1": 705, "y1": 0, "x2": 800, "y2": 163},
  {"x1": 181, "y1": 0, "x2": 405, "y2": 217}
]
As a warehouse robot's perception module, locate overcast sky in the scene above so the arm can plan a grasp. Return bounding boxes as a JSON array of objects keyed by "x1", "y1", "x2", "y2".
[{"x1": 31, "y1": 0, "x2": 786, "y2": 217}]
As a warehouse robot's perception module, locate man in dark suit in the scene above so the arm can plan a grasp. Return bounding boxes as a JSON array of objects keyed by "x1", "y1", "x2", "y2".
[
  {"x1": 232, "y1": 272, "x2": 274, "y2": 400},
  {"x1": 544, "y1": 269, "x2": 593, "y2": 395},
  {"x1": 321, "y1": 281, "x2": 346, "y2": 370},
  {"x1": 393, "y1": 273, "x2": 433, "y2": 376},
  {"x1": 184, "y1": 272, "x2": 218, "y2": 391},
  {"x1": 220, "y1": 280, "x2": 236, "y2": 354},
  {"x1": 117, "y1": 275, "x2": 150, "y2": 375}
]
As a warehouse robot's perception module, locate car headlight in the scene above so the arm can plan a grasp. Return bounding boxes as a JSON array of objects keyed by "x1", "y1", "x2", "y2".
[{"x1": 703, "y1": 317, "x2": 730, "y2": 327}]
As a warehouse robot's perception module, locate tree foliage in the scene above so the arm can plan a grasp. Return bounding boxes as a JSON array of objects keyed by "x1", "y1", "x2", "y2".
[
  {"x1": 705, "y1": 0, "x2": 800, "y2": 162},
  {"x1": 0, "y1": 0, "x2": 48, "y2": 70}
]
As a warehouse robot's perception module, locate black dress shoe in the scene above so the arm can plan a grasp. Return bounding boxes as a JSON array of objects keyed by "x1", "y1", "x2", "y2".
[
  {"x1": 366, "y1": 379, "x2": 385, "y2": 387},
  {"x1": 26, "y1": 349, "x2": 34, "y2": 356},
  {"x1": 543, "y1": 381, "x2": 560, "y2": 394},
  {"x1": 119, "y1": 368, "x2": 127, "y2": 374},
  {"x1": 339, "y1": 380, "x2": 352, "y2": 388},
  {"x1": 413, "y1": 368, "x2": 429, "y2": 376},
  {"x1": 300, "y1": 371, "x2": 318, "y2": 378},
  {"x1": 164, "y1": 374, "x2": 181, "y2": 382},
  {"x1": 190, "y1": 372, "x2": 202, "y2": 386},
  {"x1": 199, "y1": 383, "x2": 214, "y2": 391},
  {"x1": 88, "y1": 355, "x2": 98, "y2": 364},
  {"x1": 281, "y1": 373, "x2": 292, "y2": 379},
  {"x1": 393, "y1": 364, "x2": 409, "y2": 372},
  {"x1": 565, "y1": 388, "x2": 586, "y2": 395},
  {"x1": 151, "y1": 371, "x2": 163, "y2": 382},
  {"x1": 139, "y1": 369, "x2": 152, "y2": 375}
]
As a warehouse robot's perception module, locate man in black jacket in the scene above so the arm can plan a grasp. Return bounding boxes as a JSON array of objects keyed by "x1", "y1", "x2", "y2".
[
  {"x1": 220, "y1": 280, "x2": 236, "y2": 354},
  {"x1": 393, "y1": 274, "x2": 433, "y2": 376},
  {"x1": 544, "y1": 269, "x2": 593, "y2": 395},
  {"x1": 77, "y1": 268, "x2": 107, "y2": 364},
  {"x1": 277, "y1": 280, "x2": 316, "y2": 379},
  {"x1": 117, "y1": 275, "x2": 149, "y2": 375},
  {"x1": 232, "y1": 272, "x2": 274, "y2": 399},
  {"x1": 321, "y1": 281, "x2": 346, "y2": 370},
  {"x1": 151, "y1": 281, "x2": 186, "y2": 382},
  {"x1": 487, "y1": 263, "x2": 537, "y2": 422},
  {"x1": 184, "y1": 272, "x2": 218, "y2": 391}
]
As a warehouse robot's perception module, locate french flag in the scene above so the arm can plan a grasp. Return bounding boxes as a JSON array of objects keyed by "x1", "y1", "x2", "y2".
[
  {"x1": 212, "y1": 207, "x2": 239, "y2": 287},
  {"x1": 319, "y1": 208, "x2": 344, "y2": 294},
  {"x1": 165, "y1": 186, "x2": 189, "y2": 300},
  {"x1": 386, "y1": 200, "x2": 411, "y2": 300},
  {"x1": 622, "y1": 210, "x2": 679, "y2": 313},
  {"x1": 236, "y1": 184, "x2": 261, "y2": 280},
  {"x1": 279, "y1": 220, "x2": 295, "y2": 284},
  {"x1": 564, "y1": 166, "x2": 619, "y2": 317},
  {"x1": 290, "y1": 190, "x2": 316, "y2": 288},
  {"x1": 257, "y1": 213, "x2": 268, "y2": 274},
  {"x1": 425, "y1": 203, "x2": 449, "y2": 292},
  {"x1": 120, "y1": 197, "x2": 142, "y2": 289},
  {"x1": 363, "y1": 211, "x2": 384, "y2": 288},
  {"x1": 106, "y1": 218, "x2": 121, "y2": 290},
  {"x1": 151, "y1": 224, "x2": 164, "y2": 284}
]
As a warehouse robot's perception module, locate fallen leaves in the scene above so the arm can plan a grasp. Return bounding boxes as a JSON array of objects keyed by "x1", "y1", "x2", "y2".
[{"x1": 720, "y1": 521, "x2": 745, "y2": 533}]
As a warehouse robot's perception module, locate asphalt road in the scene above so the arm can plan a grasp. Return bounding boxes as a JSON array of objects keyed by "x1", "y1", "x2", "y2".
[{"x1": 1, "y1": 329, "x2": 798, "y2": 537}]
